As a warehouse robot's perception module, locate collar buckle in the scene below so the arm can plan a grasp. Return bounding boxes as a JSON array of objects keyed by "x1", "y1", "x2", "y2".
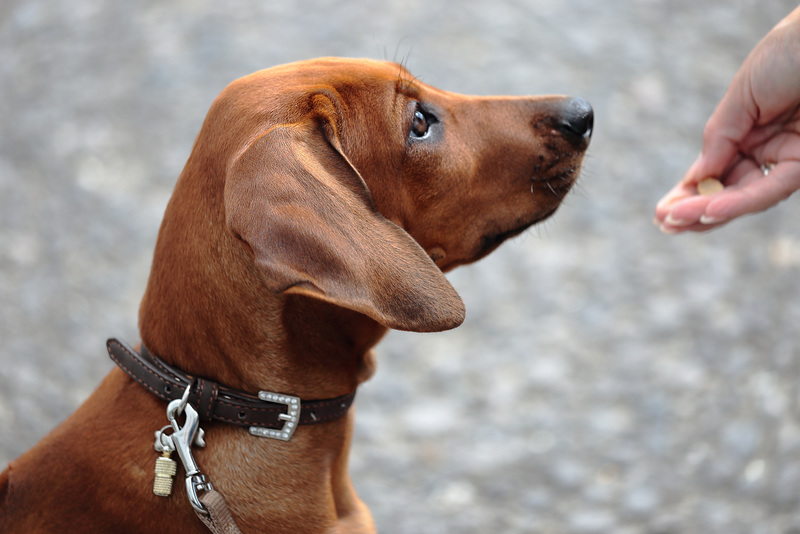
[{"x1": 248, "y1": 391, "x2": 301, "y2": 441}]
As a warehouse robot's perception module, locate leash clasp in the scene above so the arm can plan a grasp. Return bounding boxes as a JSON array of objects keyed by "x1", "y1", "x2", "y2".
[{"x1": 167, "y1": 385, "x2": 212, "y2": 515}]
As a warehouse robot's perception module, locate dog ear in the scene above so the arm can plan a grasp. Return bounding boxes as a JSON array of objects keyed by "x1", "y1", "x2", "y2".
[{"x1": 224, "y1": 106, "x2": 465, "y2": 333}]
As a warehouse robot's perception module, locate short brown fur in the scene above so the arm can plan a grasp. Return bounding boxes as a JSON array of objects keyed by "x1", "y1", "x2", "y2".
[{"x1": 0, "y1": 58, "x2": 591, "y2": 533}]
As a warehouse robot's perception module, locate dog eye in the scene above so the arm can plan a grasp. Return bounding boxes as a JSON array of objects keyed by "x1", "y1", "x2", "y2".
[{"x1": 410, "y1": 106, "x2": 435, "y2": 140}]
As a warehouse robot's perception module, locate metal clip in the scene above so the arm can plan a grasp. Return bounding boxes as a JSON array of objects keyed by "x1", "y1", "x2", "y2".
[{"x1": 166, "y1": 384, "x2": 212, "y2": 515}]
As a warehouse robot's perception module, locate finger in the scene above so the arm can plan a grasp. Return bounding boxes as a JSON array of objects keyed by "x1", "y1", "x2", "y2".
[
  {"x1": 659, "y1": 220, "x2": 725, "y2": 234},
  {"x1": 703, "y1": 161, "x2": 800, "y2": 221},
  {"x1": 723, "y1": 156, "x2": 762, "y2": 185},
  {"x1": 659, "y1": 194, "x2": 713, "y2": 230},
  {"x1": 662, "y1": 162, "x2": 798, "y2": 232},
  {"x1": 654, "y1": 154, "x2": 748, "y2": 225},
  {"x1": 654, "y1": 177, "x2": 700, "y2": 223},
  {"x1": 656, "y1": 158, "x2": 762, "y2": 233},
  {"x1": 691, "y1": 72, "x2": 760, "y2": 180},
  {"x1": 693, "y1": 123, "x2": 754, "y2": 183},
  {"x1": 745, "y1": 127, "x2": 800, "y2": 165}
]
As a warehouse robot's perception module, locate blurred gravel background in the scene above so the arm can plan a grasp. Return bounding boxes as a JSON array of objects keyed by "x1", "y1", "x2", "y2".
[{"x1": 3, "y1": 1, "x2": 800, "y2": 532}]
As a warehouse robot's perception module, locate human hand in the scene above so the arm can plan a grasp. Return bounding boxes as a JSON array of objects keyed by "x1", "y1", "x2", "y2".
[{"x1": 655, "y1": 6, "x2": 800, "y2": 233}]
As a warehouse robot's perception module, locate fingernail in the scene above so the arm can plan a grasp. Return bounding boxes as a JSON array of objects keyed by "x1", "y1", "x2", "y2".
[
  {"x1": 699, "y1": 215, "x2": 723, "y2": 225},
  {"x1": 659, "y1": 224, "x2": 680, "y2": 235},
  {"x1": 664, "y1": 214, "x2": 689, "y2": 227}
]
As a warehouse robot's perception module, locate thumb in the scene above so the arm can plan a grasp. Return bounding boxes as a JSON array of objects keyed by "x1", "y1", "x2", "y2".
[{"x1": 691, "y1": 71, "x2": 759, "y2": 183}]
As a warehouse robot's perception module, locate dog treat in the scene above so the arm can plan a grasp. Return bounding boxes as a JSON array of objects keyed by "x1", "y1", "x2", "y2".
[{"x1": 697, "y1": 177, "x2": 724, "y2": 196}]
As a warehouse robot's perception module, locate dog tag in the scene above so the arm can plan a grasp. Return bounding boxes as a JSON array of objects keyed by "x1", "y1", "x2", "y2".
[{"x1": 153, "y1": 451, "x2": 178, "y2": 497}]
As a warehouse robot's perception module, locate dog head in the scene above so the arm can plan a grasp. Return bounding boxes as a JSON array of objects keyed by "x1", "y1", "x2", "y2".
[{"x1": 182, "y1": 58, "x2": 592, "y2": 333}]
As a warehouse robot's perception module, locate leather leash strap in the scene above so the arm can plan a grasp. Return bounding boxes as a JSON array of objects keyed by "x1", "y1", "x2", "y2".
[
  {"x1": 106, "y1": 338, "x2": 355, "y2": 432},
  {"x1": 198, "y1": 490, "x2": 243, "y2": 534}
]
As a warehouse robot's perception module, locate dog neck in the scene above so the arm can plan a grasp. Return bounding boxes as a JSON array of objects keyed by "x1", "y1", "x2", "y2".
[
  {"x1": 133, "y1": 171, "x2": 385, "y2": 531},
  {"x1": 137, "y1": 162, "x2": 386, "y2": 398},
  {"x1": 138, "y1": 274, "x2": 385, "y2": 398}
]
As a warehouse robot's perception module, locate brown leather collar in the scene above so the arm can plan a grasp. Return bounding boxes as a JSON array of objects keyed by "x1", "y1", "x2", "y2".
[{"x1": 106, "y1": 338, "x2": 355, "y2": 440}]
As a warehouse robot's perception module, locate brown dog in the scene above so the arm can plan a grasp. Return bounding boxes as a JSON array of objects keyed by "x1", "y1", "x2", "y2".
[{"x1": 0, "y1": 57, "x2": 592, "y2": 533}]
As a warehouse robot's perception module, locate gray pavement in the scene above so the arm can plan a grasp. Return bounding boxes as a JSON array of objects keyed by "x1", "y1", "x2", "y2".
[{"x1": 2, "y1": 1, "x2": 800, "y2": 532}]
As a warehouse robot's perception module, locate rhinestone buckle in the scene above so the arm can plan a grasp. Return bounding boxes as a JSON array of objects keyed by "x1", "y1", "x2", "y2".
[{"x1": 248, "y1": 391, "x2": 301, "y2": 441}]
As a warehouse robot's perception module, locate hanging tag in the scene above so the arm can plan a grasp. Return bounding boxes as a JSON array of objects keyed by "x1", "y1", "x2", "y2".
[
  {"x1": 153, "y1": 425, "x2": 178, "y2": 497},
  {"x1": 153, "y1": 451, "x2": 178, "y2": 497}
]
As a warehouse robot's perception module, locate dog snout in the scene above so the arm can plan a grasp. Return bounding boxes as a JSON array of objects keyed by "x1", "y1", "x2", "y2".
[{"x1": 556, "y1": 97, "x2": 594, "y2": 141}]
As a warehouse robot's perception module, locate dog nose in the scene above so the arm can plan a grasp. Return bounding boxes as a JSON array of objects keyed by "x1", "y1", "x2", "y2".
[{"x1": 557, "y1": 97, "x2": 594, "y2": 140}]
